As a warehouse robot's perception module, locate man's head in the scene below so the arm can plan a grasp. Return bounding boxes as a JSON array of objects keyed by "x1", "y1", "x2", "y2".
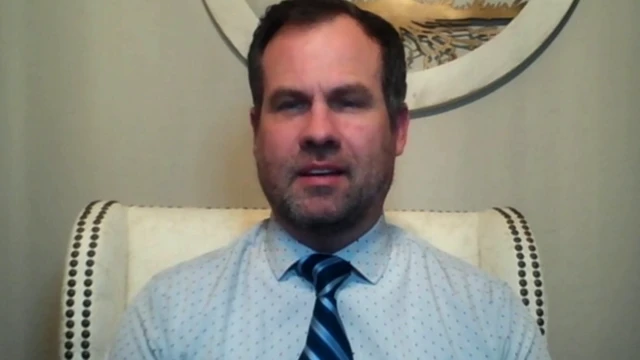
[
  {"x1": 248, "y1": 0, "x2": 410, "y2": 247},
  {"x1": 248, "y1": 0, "x2": 407, "y2": 126}
]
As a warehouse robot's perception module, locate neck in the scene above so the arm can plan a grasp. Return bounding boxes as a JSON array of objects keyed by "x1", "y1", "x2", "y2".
[{"x1": 273, "y1": 206, "x2": 384, "y2": 253}]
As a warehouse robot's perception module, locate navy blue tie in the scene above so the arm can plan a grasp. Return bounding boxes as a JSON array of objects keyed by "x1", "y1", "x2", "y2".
[{"x1": 296, "y1": 254, "x2": 354, "y2": 360}]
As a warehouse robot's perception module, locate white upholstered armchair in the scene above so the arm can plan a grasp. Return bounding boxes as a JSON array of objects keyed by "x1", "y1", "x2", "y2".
[{"x1": 58, "y1": 200, "x2": 548, "y2": 359}]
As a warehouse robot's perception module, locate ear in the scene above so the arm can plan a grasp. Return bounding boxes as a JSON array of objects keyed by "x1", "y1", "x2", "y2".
[
  {"x1": 249, "y1": 107, "x2": 261, "y2": 156},
  {"x1": 250, "y1": 106, "x2": 260, "y2": 137},
  {"x1": 393, "y1": 104, "x2": 410, "y2": 156}
]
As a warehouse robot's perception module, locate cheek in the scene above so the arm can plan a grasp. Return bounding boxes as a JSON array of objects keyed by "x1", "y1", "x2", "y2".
[
  {"x1": 345, "y1": 122, "x2": 391, "y2": 156},
  {"x1": 255, "y1": 126, "x2": 297, "y2": 163}
]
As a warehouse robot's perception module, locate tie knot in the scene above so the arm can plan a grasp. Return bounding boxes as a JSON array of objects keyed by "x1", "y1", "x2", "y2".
[{"x1": 296, "y1": 254, "x2": 352, "y2": 297}]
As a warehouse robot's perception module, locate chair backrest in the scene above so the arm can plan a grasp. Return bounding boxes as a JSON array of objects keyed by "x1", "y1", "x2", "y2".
[{"x1": 59, "y1": 201, "x2": 548, "y2": 360}]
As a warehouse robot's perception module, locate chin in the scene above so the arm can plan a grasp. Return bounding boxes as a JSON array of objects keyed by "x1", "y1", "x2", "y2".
[
  {"x1": 290, "y1": 197, "x2": 343, "y2": 218},
  {"x1": 298, "y1": 202, "x2": 341, "y2": 218}
]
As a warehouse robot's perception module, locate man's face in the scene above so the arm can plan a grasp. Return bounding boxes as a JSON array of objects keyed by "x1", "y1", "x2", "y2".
[{"x1": 251, "y1": 15, "x2": 409, "y2": 233}]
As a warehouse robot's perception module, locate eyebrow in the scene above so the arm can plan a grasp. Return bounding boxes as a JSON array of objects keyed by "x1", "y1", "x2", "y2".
[
  {"x1": 266, "y1": 83, "x2": 374, "y2": 108},
  {"x1": 327, "y1": 83, "x2": 374, "y2": 103},
  {"x1": 267, "y1": 88, "x2": 309, "y2": 109}
]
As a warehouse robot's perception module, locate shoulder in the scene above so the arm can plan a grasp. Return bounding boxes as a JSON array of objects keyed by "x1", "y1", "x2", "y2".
[
  {"x1": 388, "y1": 224, "x2": 550, "y2": 357},
  {"x1": 388, "y1": 223, "x2": 513, "y2": 303},
  {"x1": 109, "y1": 220, "x2": 270, "y2": 358},
  {"x1": 135, "y1": 219, "x2": 268, "y2": 301}
]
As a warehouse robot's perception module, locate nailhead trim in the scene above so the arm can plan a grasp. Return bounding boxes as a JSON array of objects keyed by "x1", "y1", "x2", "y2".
[
  {"x1": 493, "y1": 207, "x2": 546, "y2": 336},
  {"x1": 64, "y1": 200, "x2": 100, "y2": 359},
  {"x1": 63, "y1": 200, "x2": 117, "y2": 358}
]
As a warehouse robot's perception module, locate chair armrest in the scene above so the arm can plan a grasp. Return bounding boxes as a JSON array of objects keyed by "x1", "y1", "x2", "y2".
[
  {"x1": 477, "y1": 207, "x2": 548, "y2": 336},
  {"x1": 59, "y1": 201, "x2": 128, "y2": 360}
]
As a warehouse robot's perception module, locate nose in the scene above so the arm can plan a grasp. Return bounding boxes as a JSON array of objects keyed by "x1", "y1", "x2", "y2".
[{"x1": 299, "y1": 103, "x2": 340, "y2": 158}]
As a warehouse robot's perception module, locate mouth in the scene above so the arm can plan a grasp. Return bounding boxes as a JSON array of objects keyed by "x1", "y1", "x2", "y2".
[
  {"x1": 298, "y1": 168, "x2": 347, "y2": 177},
  {"x1": 297, "y1": 163, "x2": 347, "y2": 176},
  {"x1": 295, "y1": 164, "x2": 349, "y2": 185}
]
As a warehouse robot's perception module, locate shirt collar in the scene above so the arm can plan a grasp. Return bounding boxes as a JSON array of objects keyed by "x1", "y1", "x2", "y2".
[{"x1": 263, "y1": 214, "x2": 393, "y2": 284}]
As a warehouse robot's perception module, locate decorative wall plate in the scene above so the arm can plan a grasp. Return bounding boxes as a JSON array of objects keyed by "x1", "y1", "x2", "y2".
[{"x1": 204, "y1": 0, "x2": 577, "y2": 111}]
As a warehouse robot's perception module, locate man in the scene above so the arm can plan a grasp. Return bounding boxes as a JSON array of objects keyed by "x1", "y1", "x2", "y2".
[{"x1": 109, "y1": 0, "x2": 551, "y2": 358}]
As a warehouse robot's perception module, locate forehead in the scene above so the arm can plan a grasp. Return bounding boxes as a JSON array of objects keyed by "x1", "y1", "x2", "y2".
[{"x1": 261, "y1": 15, "x2": 383, "y2": 93}]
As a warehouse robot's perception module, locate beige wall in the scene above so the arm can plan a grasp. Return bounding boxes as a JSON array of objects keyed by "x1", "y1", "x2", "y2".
[{"x1": 1, "y1": 0, "x2": 639, "y2": 358}]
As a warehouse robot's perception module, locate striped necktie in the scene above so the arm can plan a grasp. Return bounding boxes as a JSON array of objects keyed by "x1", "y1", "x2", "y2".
[{"x1": 296, "y1": 253, "x2": 354, "y2": 360}]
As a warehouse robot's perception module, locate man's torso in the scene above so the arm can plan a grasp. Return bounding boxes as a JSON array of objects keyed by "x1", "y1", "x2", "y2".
[{"x1": 122, "y1": 218, "x2": 517, "y2": 359}]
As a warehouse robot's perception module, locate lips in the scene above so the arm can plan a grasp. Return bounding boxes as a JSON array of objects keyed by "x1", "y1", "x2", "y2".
[{"x1": 297, "y1": 164, "x2": 347, "y2": 177}]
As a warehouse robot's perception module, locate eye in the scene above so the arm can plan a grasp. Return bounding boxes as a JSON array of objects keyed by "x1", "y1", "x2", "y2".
[
  {"x1": 332, "y1": 97, "x2": 367, "y2": 111},
  {"x1": 341, "y1": 99, "x2": 362, "y2": 108},
  {"x1": 275, "y1": 99, "x2": 308, "y2": 113},
  {"x1": 326, "y1": 84, "x2": 374, "y2": 112}
]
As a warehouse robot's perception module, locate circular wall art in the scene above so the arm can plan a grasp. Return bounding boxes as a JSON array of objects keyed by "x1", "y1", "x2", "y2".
[{"x1": 204, "y1": 0, "x2": 576, "y2": 111}]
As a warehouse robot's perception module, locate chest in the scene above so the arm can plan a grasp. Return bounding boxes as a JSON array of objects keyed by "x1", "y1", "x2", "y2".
[{"x1": 168, "y1": 279, "x2": 501, "y2": 360}]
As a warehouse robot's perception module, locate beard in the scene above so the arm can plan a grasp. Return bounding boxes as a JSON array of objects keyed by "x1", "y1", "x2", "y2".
[{"x1": 255, "y1": 146, "x2": 396, "y2": 236}]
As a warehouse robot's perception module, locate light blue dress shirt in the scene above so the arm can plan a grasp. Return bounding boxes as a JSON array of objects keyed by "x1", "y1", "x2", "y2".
[{"x1": 109, "y1": 215, "x2": 551, "y2": 359}]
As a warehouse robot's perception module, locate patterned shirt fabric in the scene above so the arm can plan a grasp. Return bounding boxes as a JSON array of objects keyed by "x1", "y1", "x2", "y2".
[{"x1": 108, "y1": 215, "x2": 552, "y2": 360}]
